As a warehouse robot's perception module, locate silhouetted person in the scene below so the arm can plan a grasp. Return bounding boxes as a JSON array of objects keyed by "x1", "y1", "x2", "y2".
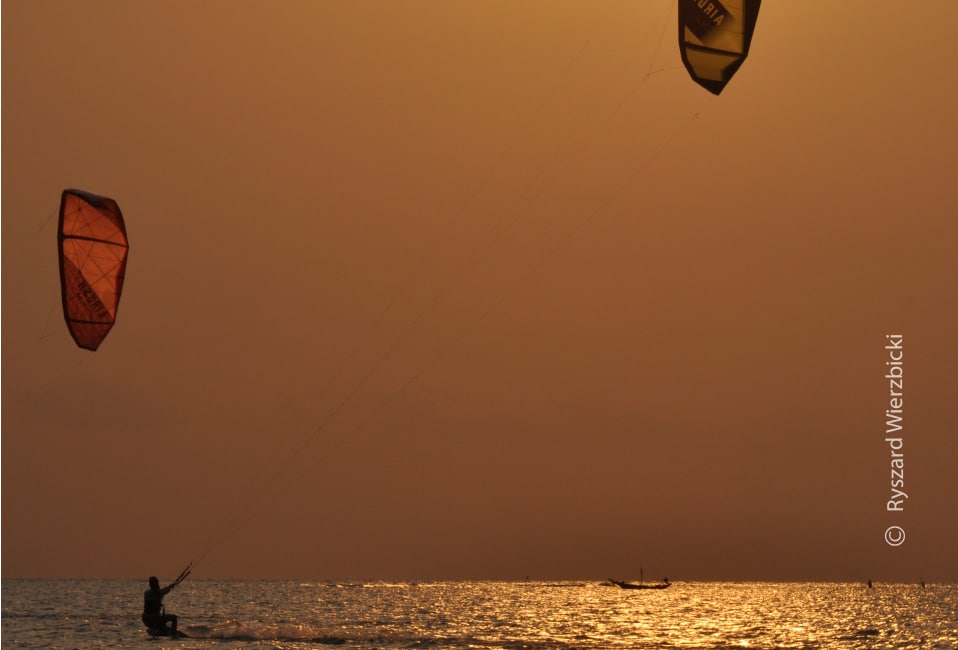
[{"x1": 142, "y1": 576, "x2": 178, "y2": 634}]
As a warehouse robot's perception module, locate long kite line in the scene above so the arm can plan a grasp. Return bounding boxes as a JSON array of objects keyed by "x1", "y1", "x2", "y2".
[
  {"x1": 190, "y1": 6, "x2": 626, "y2": 565},
  {"x1": 192, "y1": 0, "x2": 699, "y2": 568}
]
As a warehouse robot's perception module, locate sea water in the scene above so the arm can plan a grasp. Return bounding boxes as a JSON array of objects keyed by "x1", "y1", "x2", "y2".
[{"x1": 2, "y1": 580, "x2": 956, "y2": 649}]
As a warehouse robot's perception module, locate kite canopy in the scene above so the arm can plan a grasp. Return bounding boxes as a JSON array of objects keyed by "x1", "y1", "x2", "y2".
[
  {"x1": 679, "y1": 0, "x2": 761, "y2": 95},
  {"x1": 58, "y1": 189, "x2": 129, "y2": 351}
]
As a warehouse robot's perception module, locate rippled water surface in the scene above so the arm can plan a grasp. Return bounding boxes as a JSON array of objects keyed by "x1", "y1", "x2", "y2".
[{"x1": 3, "y1": 580, "x2": 956, "y2": 649}]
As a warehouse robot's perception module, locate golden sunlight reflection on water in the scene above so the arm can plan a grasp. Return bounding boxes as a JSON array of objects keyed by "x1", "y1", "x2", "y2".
[
  {"x1": 442, "y1": 580, "x2": 957, "y2": 649},
  {"x1": 319, "y1": 580, "x2": 956, "y2": 648}
]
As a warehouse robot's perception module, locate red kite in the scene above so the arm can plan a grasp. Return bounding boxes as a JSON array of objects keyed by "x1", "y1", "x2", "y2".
[{"x1": 58, "y1": 189, "x2": 129, "y2": 350}]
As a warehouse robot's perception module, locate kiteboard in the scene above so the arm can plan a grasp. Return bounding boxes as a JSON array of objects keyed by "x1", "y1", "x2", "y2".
[{"x1": 146, "y1": 626, "x2": 189, "y2": 639}]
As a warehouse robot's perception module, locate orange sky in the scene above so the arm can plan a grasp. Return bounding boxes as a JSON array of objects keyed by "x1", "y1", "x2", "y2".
[{"x1": 3, "y1": 1, "x2": 957, "y2": 581}]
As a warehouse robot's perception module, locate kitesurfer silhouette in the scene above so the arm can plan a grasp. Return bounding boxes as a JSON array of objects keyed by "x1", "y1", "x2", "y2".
[
  {"x1": 142, "y1": 564, "x2": 190, "y2": 635},
  {"x1": 142, "y1": 576, "x2": 178, "y2": 633}
]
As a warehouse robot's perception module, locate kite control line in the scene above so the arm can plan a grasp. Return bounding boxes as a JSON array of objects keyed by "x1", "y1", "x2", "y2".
[{"x1": 171, "y1": 562, "x2": 192, "y2": 588}]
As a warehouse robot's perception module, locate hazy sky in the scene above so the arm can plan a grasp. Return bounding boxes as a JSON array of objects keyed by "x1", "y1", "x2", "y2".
[{"x1": 3, "y1": 1, "x2": 957, "y2": 582}]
